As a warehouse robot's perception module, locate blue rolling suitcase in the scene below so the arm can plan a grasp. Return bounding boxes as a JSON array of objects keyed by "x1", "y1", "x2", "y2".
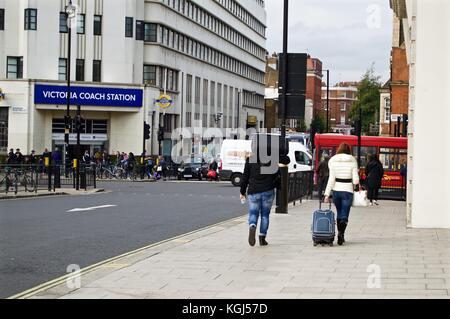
[{"x1": 311, "y1": 201, "x2": 335, "y2": 246}]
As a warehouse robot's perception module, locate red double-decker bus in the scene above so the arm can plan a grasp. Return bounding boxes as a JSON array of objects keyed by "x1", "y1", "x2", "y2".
[{"x1": 314, "y1": 134, "x2": 408, "y2": 200}]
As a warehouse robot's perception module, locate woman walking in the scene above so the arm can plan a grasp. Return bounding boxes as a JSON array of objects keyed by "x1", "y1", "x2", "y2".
[
  {"x1": 365, "y1": 154, "x2": 384, "y2": 206},
  {"x1": 239, "y1": 139, "x2": 280, "y2": 247},
  {"x1": 324, "y1": 143, "x2": 360, "y2": 246}
]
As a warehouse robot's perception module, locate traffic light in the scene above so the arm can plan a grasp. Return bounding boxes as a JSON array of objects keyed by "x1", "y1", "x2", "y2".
[
  {"x1": 143, "y1": 122, "x2": 151, "y2": 140},
  {"x1": 75, "y1": 115, "x2": 84, "y2": 132},
  {"x1": 64, "y1": 115, "x2": 71, "y2": 144},
  {"x1": 158, "y1": 127, "x2": 164, "y2": 142}
]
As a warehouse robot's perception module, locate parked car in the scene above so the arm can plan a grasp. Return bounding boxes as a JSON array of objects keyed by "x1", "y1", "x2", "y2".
[{"x1": 177, "y1": 161, "x2": 209, "y2": 180}]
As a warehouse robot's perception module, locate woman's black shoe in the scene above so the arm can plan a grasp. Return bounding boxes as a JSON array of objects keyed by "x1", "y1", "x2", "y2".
[
  {"x1": 259, "y1": 235, "x2": 268, "y2": 246},
  {"x1": 337, "y1": 233, "x2": 344, "y2": 245},
  {"x1": 248, "y1": 226, "x2": 256, "y2": 246}
]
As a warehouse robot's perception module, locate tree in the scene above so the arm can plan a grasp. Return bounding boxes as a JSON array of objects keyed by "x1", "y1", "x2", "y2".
[
  {"x1": 349, "y1": 65, "x2": 382, "y2": 135},
  {"x1": 296, "y1": 120, "x2": 307, "y2": 133},
  {"x1": 311, "y1": 114, "x2": 326, "y2": 133}
]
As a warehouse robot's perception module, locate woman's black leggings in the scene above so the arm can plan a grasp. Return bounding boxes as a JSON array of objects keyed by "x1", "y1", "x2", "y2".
[{"x1": 367, "y1": 187, "x2": 379, "y2": 201}]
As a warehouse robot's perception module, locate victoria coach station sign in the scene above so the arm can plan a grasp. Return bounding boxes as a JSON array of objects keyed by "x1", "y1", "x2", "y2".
[{"x1": 34, "y1": 84, "x2": 143, "y2": 107}]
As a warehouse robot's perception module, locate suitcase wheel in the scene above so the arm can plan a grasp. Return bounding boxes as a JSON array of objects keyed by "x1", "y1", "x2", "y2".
[{"x1": 313, "y1": 242, "x2": 318, "y2": 247}]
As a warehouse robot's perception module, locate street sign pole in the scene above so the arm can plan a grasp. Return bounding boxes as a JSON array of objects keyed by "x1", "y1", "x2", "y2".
[{"x1": 276, "y1": 0, "x2": 289, "y2": 215}]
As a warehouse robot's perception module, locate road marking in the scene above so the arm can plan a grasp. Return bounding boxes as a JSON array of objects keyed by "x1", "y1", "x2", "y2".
[{"x1": 66, "y1": 205, "x2": 117, "y2": 213}]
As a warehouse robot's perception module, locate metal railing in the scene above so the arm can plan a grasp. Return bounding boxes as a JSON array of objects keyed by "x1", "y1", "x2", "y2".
[
  {"x1": 94, "y1": 163, "x2": 180, "y2": 181},
  {"x1": 0, "y1": 164, "x2": 96, "y2": 195},
  {"x1": 276, "y1": 170, "x2": 314, "y2": 207}
]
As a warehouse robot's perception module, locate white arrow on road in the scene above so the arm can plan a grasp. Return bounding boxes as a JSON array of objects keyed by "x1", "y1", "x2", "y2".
[{"x1": 66, "y1": 205, "x2": 117, "y2": 213}]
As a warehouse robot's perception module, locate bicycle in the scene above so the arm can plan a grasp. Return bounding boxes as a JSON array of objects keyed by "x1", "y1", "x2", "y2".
[
  {"x1": 101, "y1": 164, "x2": 126, "y2": 179},
  {"x1": 0, "y1": 168, "x2": 14, "y2": 193},
  {"x1": 12, "y1": 168, "x2": 37, "y2": 192}
]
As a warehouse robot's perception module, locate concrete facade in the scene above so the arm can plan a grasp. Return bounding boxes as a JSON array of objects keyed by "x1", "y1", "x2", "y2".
[
  {"x1": 379, "y1": 81, "x2": 391, "y2": 136},
  {"x1": 0, "y1": 0, "x2": 267, "y2": 159},
  {"x1": 392, "y1": 0, "x2": 450, "y2": 228}
]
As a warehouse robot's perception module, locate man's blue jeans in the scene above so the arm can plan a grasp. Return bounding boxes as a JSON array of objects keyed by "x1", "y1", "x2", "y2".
[
  {"x1": 248, "y1": 190, "x2": 275, "y2": 236},
  {"x1": 332, "y1": 191, "x2": 354, "y2": 222}
]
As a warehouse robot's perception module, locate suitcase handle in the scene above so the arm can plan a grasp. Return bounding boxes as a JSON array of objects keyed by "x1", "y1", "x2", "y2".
[{"x1": 319, "y1": 198, "x2": 332, "y2": 210}]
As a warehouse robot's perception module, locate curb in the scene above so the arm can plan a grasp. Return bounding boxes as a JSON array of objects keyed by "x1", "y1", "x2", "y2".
[
  {"x1": 0, "y1": 188, "x2": 105, "y2": 200},
  {"x1": 96, "y1": 179, "x2": 157, "y2": 183}
]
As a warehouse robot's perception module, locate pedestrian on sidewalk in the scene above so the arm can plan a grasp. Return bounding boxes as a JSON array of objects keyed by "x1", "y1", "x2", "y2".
[
  {"x1": 324, "y1": 143, "x2": 360, "y2": 246},
  {"x1": 240, "y1": 138, "x2": 280, "y2": 247},
  {"x1": 317, "y1": 154, "x2": 330, "y2": 200},
  {"x1": 365, "y1": 154, "x2": 384, "y2": 206}
]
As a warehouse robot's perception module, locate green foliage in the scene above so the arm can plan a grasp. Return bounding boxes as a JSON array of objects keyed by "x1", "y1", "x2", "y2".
[
  {"x1": 311, "y1": 114, "x2": 326, "y2": 133},
  {"x1": 296, "y1": 120, "x2": 307, "y2": 133},
  {"x1": 349, "y1": 65, "x2": 382, "y2": 135}
]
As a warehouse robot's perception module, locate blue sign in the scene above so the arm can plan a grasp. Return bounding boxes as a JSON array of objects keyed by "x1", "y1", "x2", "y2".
[{"x1": 34, "y1": 84, "x2": 143, "y2": 107}]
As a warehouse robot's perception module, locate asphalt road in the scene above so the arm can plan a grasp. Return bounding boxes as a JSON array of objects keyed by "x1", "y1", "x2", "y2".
[{"x1": 0, "y1": 180, "x2": 244, "y2": 298}]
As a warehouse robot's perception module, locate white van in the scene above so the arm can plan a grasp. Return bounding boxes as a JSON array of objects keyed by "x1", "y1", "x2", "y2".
[{"x1": 219, "y1": 139, "x2": 312, "y2": 187}]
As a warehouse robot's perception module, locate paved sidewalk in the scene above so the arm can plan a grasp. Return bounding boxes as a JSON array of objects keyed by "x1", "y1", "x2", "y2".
[
  {"x1": 20, "y1": 200, "x2": 450, "y2": 299},
  {"x1": 0, "y1": 188, "x2": 105, "y2": 200}
]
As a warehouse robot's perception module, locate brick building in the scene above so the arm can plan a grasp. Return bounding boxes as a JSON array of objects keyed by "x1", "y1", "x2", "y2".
[
  {"x1": 264, "y1": 53, "x2": 323, "y2": 132},
  {"x1": 384, "y1": 9, "x2": 409, "y2": 137},
  {"x1": 321, "y1": 82, "x2": 358, "y2": 133}
]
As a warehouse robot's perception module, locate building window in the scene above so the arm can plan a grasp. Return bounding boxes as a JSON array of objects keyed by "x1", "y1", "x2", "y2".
[
  {"x1": 136, "y1": 20, "x2": 144, "y2": 40},
  {"x1": 143, "y1": 65, "x2": 157, "y2": 85},
  {"x1": 24, "y1": 8, "x2": 37, "y2": 30},
  {"x1": 77, "y1": 14, "x2": 85, "y2": 34},
  {"x1": 0, "y1": 9, "x2": 4, "y2": 31},
  {"x1": 186, "y1": 74, "x2": 192, "y2": 104},
  {"x1": 93, "y1": 60, "x2": 101, "y2": 82},
  {"x1": 125, "y1": 17, "x2": 133, "y2": 37},
  {"x1": 93, "y1": 15, "x2": 102, "y2": 36},
  {"x1": 186, "y1": 112, "x2": 192, "y2": 127},
  {"x1": 59, "y1": 12, "x2": 68, "y2": 33},
  {"x1": 385, "y1": 98, "x2": 391, "y2": 122},
  {"x1": 0, "y1": 107, "x2": 8, "y2": 153},
  {"x1": 195, "y1": 77, "x2": 200, "y2": 104},
  {"x1": 76, "y1": 59, "x2": 84, "y2": 81},
  {"x1": 7, "y1": 56, "x2": 23, "y2": 79},
  {"x1": 144, "y1": 23, "x2": 157, "y2": 42},
  {"x1": 163, "y1": 114, "x2": 172, "y2": 132},
  {"x1": 58, "y1": 58, "x2": 67, "y2": 81}
]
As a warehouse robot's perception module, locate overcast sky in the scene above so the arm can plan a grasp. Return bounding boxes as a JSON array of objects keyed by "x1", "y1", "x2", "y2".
[{"x1": 264, "y1": 0, "x2": 392, "y2": 85}]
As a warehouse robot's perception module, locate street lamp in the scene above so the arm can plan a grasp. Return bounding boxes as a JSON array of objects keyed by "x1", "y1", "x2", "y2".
[
  {"x1": 65, "y1": 0, "x2": 77, "y2": 187},
  {"x1": 236, "y1": 90, "x2": 241, "y2": 129},
  {"x1": 322, "y1": 69, "x2": 330, "y2": 133}
]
